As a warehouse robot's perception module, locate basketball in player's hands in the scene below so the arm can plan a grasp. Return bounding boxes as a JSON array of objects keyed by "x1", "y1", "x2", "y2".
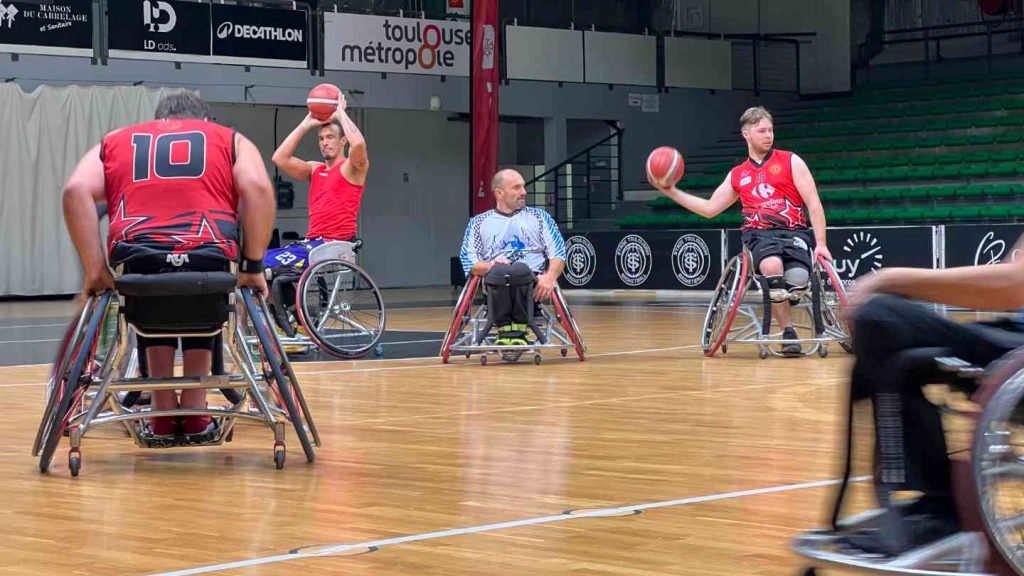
[
  {"x1": 307, "y1": 83, "x2": 341, "y2": 122},
  {"x1": 646, "y1": 146, "x2": 685, "y2": 189}
]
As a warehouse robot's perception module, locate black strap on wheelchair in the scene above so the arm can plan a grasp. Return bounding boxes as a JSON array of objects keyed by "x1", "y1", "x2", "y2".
[
  {"x1": 757, "y1": 276, "x2": 773, "y2": 336},
  {"x1": 270, "y1": 274, "x2": 299, "y2": 338},
  {"x1": 116, "y1": 272, "x2": 237, "y2": 297},
  {"x1": 810, "y1": 272, "x2": 825, "y2": 337},
  {"x1": 830, "y1": 385, "x2": 855, "y2": 531}
]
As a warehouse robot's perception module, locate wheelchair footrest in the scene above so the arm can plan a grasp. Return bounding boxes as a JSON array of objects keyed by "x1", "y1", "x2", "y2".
[
  {"x1": 139, "y1": 423, "x2": 223, "y2": 448},
  {"x1": 935, "y1": 357, "x2": 986, "y2": 378}
]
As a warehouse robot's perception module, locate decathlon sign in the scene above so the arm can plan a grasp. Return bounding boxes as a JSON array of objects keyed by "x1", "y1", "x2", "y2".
[{"x1": 323, "y1": 13, "x2": 470, "y2": 76}]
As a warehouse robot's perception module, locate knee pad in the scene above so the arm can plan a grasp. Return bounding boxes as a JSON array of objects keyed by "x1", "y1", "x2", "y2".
[
  {"x1": 765, "y1": 275, "x2": 789, "y2": 303},
  {"x1": 783, "y1": 266, "x2": 809, "y2": 291}
]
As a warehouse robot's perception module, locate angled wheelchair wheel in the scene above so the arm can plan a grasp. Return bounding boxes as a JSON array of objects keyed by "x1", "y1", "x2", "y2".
[
  {"x1": 701, "y1": 253, "x2": 748, "y2": 357},
  {"x1": 242, "y1": 289, "x2": 316, "y2": 463},
  {"x1": 296, "y1": 259, "x2": 386, "y2": 360},
  {"x1": 973, "y1": 357, "x2": 1024, "y2": 574},
  {"x1": 816, "y1": 256, "x2": 852, "y2": 354},
  {"x1": 36, "y1": 293, "x2": 113, "y2": 473},
  {"x1": 551, "y1": 287, "x2": 586, "y2": 361},
  {"x1": 440, "y1": 275, "x2": 480, "y2": 363}
]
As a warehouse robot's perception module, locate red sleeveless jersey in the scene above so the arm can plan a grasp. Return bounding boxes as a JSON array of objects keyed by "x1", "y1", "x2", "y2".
[
  {"x1": 306, "y1": 161, "x2": 364, "y2": 241},
  {"x1": 730, "y1": 149, "x2": 807, "y2": 231},
  {"x1": 102, "y1": 118, "x2": 239, "y2": 261}
]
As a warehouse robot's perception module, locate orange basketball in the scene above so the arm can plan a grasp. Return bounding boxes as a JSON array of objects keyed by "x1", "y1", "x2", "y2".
[
  {"x1": 306, "y1": 83, "x2": 340, "y2": 121},
  {"x1": 646, "y1": 146, "x2": 685, "y2": 188}
]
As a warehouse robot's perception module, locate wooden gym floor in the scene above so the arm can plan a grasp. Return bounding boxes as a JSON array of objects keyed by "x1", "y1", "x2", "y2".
[{"x1": 0, "y1": 289, "x2": 882, "y2": 575}]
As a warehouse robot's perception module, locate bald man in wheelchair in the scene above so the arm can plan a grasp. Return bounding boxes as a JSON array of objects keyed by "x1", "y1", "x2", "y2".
[
  {"x1": 459, "y1": 169, "x2": 566, "y2": 347},
  {"x1": 841, "y1": 238, "x2": 1024, "y2": 556}
]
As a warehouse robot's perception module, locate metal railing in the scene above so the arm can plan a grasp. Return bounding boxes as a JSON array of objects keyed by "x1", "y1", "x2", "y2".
[
  {"x1": 858, "y1": 15, "x2": 1024, "y2": 80},
  {"x1": 524, "y1": 125, "x2": 624, "y2": 229}
]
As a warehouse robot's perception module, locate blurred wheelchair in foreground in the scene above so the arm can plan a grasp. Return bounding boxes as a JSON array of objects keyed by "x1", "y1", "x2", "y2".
[{"x1": 794, "y1": 347, "x2": 1024, "y2": 575}]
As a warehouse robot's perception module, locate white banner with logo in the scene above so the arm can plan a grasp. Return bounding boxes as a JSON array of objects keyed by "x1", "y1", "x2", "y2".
[{"x1": 323, "y1": 13, "x2": 470, "y2": 76}]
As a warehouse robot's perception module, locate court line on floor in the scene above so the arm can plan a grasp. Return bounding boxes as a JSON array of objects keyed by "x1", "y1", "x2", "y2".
[
  {"x1": 0, "y1": 323, "x2": 66, "y2": 330},
  {"x1": 290, "y1": 344, "x2": 705, "y2": 376},
  {"x1": 150, "y1": 474, "x2": 871, "y2": 576},
  {"x1": 0, "y1": 337, "x2": 61, "y2": 345}
]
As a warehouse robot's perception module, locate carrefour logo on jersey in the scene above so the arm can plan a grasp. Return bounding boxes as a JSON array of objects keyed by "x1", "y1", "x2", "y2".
[{"x1": 324, "y1": 12, "x2": 470, "y2": 76}]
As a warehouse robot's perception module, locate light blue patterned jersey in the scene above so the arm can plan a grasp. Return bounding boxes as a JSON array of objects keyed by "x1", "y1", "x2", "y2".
[{"x1": 459, "y1": 207, "x2": 566, "y2": 275}]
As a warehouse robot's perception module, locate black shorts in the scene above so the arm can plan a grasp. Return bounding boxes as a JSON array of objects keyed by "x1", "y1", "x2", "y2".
[{"x1": 741, "y1": 228, "x2": 813, "y2": 271}]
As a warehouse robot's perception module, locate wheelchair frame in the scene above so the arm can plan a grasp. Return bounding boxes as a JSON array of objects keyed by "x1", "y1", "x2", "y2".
[
  {"x1": 270, "y1": 240, "x2": 387, "y2": 359},
  {"x1": 793, "y1": 349, "x2": 1024, "y2": 575},
  {"x1": 32, "y1": 282, "x2": 320, "y2": 477},
  {"x1": 701, "y1": 251, "x2": 852, "y2": 359},
  {"x1": 439, "y1": 275, "x2": 586, "y2": 365}
]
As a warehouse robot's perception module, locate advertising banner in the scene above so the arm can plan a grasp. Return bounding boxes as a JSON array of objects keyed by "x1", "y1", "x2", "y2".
[{"x1": 323, "y1": 12, "x2": 470, "y2": 76}]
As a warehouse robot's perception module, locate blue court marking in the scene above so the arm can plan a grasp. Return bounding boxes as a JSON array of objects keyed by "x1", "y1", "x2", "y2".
[{"x1": 150, "y1": 475, "x2": 870, "y2": 576}]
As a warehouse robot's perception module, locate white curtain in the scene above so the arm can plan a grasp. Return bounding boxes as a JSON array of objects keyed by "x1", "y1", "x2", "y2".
[{"x1": 0, "y1": 84, "x2": 186, "y2": 296}]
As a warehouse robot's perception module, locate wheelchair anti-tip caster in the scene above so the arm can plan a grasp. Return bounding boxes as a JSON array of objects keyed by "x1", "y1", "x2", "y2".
[
  {"x1": 721, "y1": 344, "x2": 728, "y2": 354},
  {"x1": 561, "y1": 349, "x2": 567, "y2": 357},
  {"x1": 480, "y1": 355, "x2": 488, "y2": 366},
  {"x1": 818, "y1": 346, "x2": 828, "y2": 358},
  {"x1": 534, "y1": 354, "x2": 542, "y2": 365},
  {"x1": 759, "y1": 348, "x2": 769, "y2": 359},
  {"x1": 375, "y1": 344, "x2": 384, "y2": 357},
  {"x1": 274, "y1": 442, "x2": 286, "y2": 470},
  {"x1": 69, "y1": 449, "x2": 81, "y2": 478}
]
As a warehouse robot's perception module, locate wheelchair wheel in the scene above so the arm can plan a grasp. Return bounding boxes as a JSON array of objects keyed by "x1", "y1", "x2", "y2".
[
  {"x1": 701, "y1": 253, "x2": 748, "y2": 357},
  {"x1": 296, "y1": 259, "x2": 386, "y2": 360},
  {"x1": 242, "y1": 289, "x2": 316, "y2": 464},
  {"x1": 551, "y1": 288, "x2": 586, "y2": 361},
  {"x1": 973, "y1": 362, "x2": 1024, "y2": 574},
  {"x1": 816, "y1": 256, "x2": 852, "y2": 354},
  {"x1": 36, "y1": 293, "x2": 113, "y2": 473},
  {"x1": 440, "y1": 275, "x2": 480, "y2": 363}
]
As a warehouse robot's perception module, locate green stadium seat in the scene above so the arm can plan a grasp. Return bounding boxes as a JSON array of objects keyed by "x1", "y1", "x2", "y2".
[
  {"x1": 972, "y1": 116, "x2": 1001, "y2": 128},
  {"x1": 872, "y1": 187, "x2": 903, "y2": 201},
  {"x1": 959, "y1": 164, "x2": 989, "y2": 178},
  {"x1": 949, "y1": 206, "x2": 982, "y2": 220},
  {"x1": 980, "y1": 205, "x2": 1011, "y2": 219}
]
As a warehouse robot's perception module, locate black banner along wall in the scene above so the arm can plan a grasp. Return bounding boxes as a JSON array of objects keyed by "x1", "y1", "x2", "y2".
[
  {"x1": 108, "y1": 0, "x2": 308, "y2": 66},
  {"x1": 945, "y1": 224, "x2": 1024, "y2": 268},
  {"x1": 562, "y1": 230, "x2": 723, "y2": 290},
  {"x1": 726, "y1": 226, "x2": 937, "y2": 284},
  {"x1": 108, "y1": 0, "x2": 211, "y2": 56},
  {"x1": 0, "y1": 0, "x2": 92, "y2": 55}
]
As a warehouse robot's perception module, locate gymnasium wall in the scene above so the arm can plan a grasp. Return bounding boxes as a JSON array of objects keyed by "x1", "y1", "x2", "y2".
[{"x1": 3, "y1": 54, "x2": 792, "y2": 292}]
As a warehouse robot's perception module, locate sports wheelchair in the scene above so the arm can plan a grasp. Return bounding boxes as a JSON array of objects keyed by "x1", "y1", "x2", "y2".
[
  {"x1": 793, "y1": 348, "x2": 1024, "y2": 575},
  {"x1": 32, "y1": 267, "x2": 320, "y2": 476},
  {"x1": 439, "y1": 274, "x2": 586, "y2": 365},
  {"x1": 267, "y1": 239, "x2": 386, "y2": 359},
  {"x1": 701, "y1": 250, "x2": 851, "y2": 358}
]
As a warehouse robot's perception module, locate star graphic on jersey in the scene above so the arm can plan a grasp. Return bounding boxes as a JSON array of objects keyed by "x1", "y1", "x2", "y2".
[
  {"x1": 170, "y1": 215, "x2": 220, "y2": 250},
  {"x1": 779, "y1": 199, "x2": 806, "y2": 228},
  {"x1": 109, "y1": 198, "x2": 150, "y2": 243},
  {"x1": 744, "y1": 211, "x2": 763, "y2": 228}
]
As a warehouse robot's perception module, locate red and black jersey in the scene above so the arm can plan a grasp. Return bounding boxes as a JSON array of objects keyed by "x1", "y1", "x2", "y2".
[
  {"x1": 730, "y1": 148, "x2": 807, "y2": 231},
  {"x1": 101, "y1": 118, "x2": 239, "y2": 264}
]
